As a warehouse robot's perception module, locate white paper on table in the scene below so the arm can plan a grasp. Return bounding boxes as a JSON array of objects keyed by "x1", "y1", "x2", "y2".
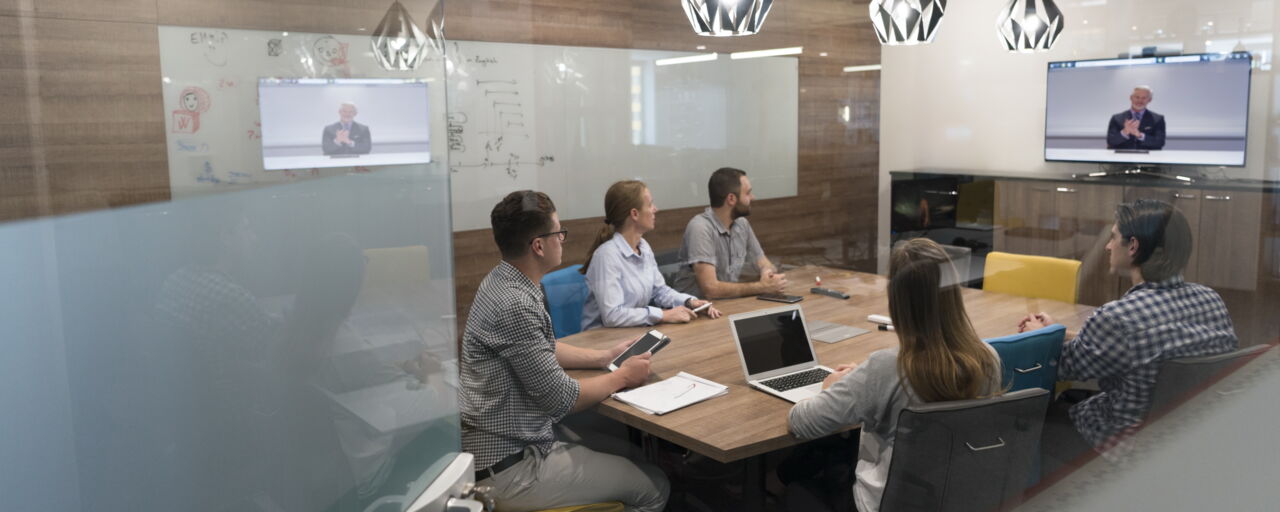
[{"x1": 612, "y1": 372, "x2": 728, "y2": 415}]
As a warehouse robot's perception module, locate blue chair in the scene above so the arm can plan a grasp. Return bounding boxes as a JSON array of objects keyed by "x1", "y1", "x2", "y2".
[
  {"x1": 984, "y1": 324, "x2": 1067, "y2": 393},
  {"x1": 984, "y1": 324, "x2": 1066, "y2": 489},
  {"x1": 542, "y1": 264, "x2": 588, "y2": 338}
]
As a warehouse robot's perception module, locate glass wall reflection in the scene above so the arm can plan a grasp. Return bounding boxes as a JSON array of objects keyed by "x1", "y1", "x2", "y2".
[{"x1": 1, "y1": 166, "x2": 458, "y2": 511}]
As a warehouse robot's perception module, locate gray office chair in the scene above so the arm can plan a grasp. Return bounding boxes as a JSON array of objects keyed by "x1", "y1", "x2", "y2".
[
  {"x1": 653, "y1": 248, "x2": 682, "y2": 287},
  {"x1": 879, "y1": 388, "x2": 1049, "y2": 512},
  {"x1": 1147, "y1": 344, "x2": 1270, "y2": 417}
]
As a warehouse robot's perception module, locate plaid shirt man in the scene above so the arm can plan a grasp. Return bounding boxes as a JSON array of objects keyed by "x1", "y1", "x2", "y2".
[
  {"x1": 1060, "y1": 275, "x2": 1237, "y2": 449},
  {"x1": 460, "y1": 261, "x2": 581, "y2": 470}
]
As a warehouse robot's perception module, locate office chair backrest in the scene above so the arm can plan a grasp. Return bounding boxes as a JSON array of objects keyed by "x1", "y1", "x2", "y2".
[
  {"x1": 1148, "y1": 344, "x2": 1270, "y2": 418},
  {"x1": 984, "y1": 324, "x2": 1067, "y2": 392},
  {"x1": 983, "y1": 251, "x2": 1082, "y2": 304},
  {"x1": 880, "y1": 388, "x2": 1049, "y2": 512},
  {"x1": 542, "y1": 264, "x2": 588, "y2": 338},
  {"x1": 653, "y1": 248, "x2": 681, "y2": 287}
]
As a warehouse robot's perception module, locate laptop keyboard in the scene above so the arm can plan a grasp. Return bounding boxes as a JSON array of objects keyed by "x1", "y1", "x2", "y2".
[{"x1": 761, "y1": 367, "x2": 832, "y2": 392}]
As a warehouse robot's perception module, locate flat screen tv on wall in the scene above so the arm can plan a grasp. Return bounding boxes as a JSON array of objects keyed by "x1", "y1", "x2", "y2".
[
  {"x1": 1044, "y1": 52, "x2": 1251, "y2": 167},
  {"x1": 259, "y1": 78, "x2": 431, "y2": 170}
]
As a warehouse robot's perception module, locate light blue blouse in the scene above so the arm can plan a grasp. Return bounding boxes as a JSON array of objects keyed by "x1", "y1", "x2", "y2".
[{"x1": 581, "y1": 233, "x2": 695, "y2": 331}]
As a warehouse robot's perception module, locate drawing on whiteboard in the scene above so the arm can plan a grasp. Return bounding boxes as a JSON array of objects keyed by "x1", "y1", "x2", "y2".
[
  {"x1": 452, "y1": 153, "x2": 554, "y2": 179},
  {"x1": 447, "y1": 113, "x2": 466, "y2": 152},
  {"x1": 311, "y1": 36, "x2": 351, "y2": 77},
  {"x1": 267, "y1": 38, "x2": 283, "y2": 57},
  {"x1": 175, "y1": 139, "x2": 210, "y2": 153},
  {"x1": 172, "y1": 86, "x2": 211, "y2": 134},
  {"x1": 190, "y1": 30, "x2": 229, "y2": 67},
  {"x1": 195, "y1": 160, "x2": 252, "y2": 185}
]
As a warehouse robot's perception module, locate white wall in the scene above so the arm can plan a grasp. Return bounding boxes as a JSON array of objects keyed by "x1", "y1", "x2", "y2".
[{"x1": 877, "y1": 0, "x2": 1280, "y2": 272}]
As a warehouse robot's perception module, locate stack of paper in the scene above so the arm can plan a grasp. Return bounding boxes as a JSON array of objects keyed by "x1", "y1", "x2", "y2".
[{"x1": 613, "y1": 372, "x2": 728, "y2": 415}]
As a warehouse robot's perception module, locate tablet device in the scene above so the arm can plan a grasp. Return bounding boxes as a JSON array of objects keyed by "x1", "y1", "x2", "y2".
[
  {"x1": 607, "y1": 329, "x2": 669, "y2": 371},
  {"x1": 758, "y1": 293, "x2": 803, "y2": 304}
]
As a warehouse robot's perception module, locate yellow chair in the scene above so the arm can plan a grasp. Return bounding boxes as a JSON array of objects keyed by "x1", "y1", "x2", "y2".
[
  {"x1": 982, "y1": 251, "x2": 1082, "y2": 304},
  {"x1": 535, "y1": 503, "x2": 624, "y2": 512}
]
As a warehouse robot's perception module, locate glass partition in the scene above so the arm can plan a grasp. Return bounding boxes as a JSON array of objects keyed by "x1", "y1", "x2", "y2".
[
  {"x1": 1, "y1": 165, "x2": 458, "y2": 511},
  {"x1": 1, "y1": 1, "x2": 458, "y2": 510}
]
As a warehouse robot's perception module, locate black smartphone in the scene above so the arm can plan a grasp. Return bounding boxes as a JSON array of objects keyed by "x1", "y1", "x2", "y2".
[
  {"x1": 758, "y1": 293, "x2": 804, "y2": 303},
  {"x1": 607, "y1": 329, "x2": 669, "y2": 371}
]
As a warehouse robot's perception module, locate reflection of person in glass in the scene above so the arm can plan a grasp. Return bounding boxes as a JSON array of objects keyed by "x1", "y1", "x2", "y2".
[
  {"x1": 322, "y1": 102, "x2": 372, "y2": 155},
  {"x1": 1106, "y1": 86, "x2": 1166, "y2": 150}
]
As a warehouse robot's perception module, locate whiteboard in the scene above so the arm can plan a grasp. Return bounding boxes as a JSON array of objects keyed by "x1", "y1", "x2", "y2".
[
  {"x1": 157, "y1": 28, "x2": 797, "y2": 230},
  {"x1": 157, "y1": 26, "x2": 449, "y2": 194},
  {"x1": 442, "y1": 41, "x2": 798, "y2": 230}
]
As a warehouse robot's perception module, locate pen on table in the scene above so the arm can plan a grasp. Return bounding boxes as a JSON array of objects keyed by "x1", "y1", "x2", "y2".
[{"x1": 878, "y1": 324, "x2": 895, "y2": 332}]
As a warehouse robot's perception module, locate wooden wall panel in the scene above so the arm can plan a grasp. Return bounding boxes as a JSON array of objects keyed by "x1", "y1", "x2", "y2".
[
  {"x1": 0, "y1": 0, "x2": 159, "y2": 24},
  {"x1": 1, "y1": 13, "x2": 169, "y2": 219},
  {"x1": 158, "y1": 0, "x2": 441, "y2": 35},
  {"x1": 28, "y1": 17, "x2": 169, "y2": 211},
  {"x1": 446, "y1": 0, "x2": 882, "y2": 320}
]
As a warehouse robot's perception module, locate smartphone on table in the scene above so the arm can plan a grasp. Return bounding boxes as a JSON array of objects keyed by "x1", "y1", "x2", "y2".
[
  {"x1": 757, "y1": 293, "x2": 803, "y2": 304},
  {"x1": 607, "y1": 329, "x2": 671, "y2": 371}
]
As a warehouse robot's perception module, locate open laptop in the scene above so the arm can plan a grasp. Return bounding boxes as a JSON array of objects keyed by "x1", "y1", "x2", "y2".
[{"x1": 729, "y1": 304, "x2": 833, "y2": 403}]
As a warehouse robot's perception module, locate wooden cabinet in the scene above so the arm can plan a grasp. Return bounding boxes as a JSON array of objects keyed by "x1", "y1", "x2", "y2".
[
  {"x1": 994, "y1": 180, "x2": 1121, "y2": 306},
  {"x1": 1196, "y1": 191, "x2": 1263, "y2": 291},
  {"x1": 995, "y1": 180, "x2": 1075, "y2": 259}
]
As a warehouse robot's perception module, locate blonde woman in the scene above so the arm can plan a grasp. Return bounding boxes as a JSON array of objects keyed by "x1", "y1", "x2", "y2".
[
  {"x1": 580, "y1": 181, "x2": 721, "y2": 331},
  {"x1": 786, "y1": 238, "x2": 1003, "y2": 511}
]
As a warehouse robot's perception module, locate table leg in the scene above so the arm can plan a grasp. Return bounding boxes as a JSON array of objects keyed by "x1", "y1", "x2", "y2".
[{"x1": 743, "y1": 454, "x2": 766, "y2": 512}]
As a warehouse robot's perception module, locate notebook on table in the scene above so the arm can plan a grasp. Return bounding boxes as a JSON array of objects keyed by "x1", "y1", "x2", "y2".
[{"x1": 728, "y1": 304, "x2": 833, "y2": 403}]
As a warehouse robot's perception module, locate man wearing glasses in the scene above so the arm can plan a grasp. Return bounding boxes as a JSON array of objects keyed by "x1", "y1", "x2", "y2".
[{"x1": 459, "y1": 190, "x2": 670, "y2": 512}]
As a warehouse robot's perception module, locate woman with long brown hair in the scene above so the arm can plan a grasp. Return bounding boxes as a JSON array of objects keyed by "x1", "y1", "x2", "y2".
[
  {"x1": 787, "y1": 238, "x2": 1003, "y2": 511},
  {"x1": 580, "y1": 180, "x2": 721, "y2": 330}
]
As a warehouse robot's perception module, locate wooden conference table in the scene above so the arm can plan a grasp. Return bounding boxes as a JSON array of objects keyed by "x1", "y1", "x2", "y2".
[{"x1": 563, "y1": 265, "x2": 1097, "y2": 464}]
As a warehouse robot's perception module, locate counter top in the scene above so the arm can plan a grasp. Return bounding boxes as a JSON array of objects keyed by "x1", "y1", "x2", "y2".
[{"x1": 891, "y1": 169, "x2": 1280, "y2": 193}]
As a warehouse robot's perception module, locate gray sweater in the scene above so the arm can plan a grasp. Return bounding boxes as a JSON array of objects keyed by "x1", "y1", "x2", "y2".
[{"x1": 788, "y1": 346, "x2": 1001, "y2": 512}]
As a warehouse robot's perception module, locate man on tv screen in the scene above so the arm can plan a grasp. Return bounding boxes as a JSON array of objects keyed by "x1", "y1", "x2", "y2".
[
  {"x1": 322, "y1": 102, "x2": 372, "y2": 156},
  {"x1": 1106, "y1": 86, "x2": 1166, "y2": 150}
]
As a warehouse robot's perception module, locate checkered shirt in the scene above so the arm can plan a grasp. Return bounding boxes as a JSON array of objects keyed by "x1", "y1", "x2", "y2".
[
  {"x1": 1060, "y1": 275, "x2": 1237, "y2": 449},
  {"x1": 459, "y1": 261, "x2": 581, "y2": 470}
]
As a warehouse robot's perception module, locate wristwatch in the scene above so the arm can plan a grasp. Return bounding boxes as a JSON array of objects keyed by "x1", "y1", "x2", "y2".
[{"x1": 684, "y1": 297, "x2": 696, "y2": 308}]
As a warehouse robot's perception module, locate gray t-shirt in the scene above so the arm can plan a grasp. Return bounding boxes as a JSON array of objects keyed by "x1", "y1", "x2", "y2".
[
  {"x1": 788, "y1": 346, "x2": 1001, "y2": 512},
  {"x1": 671, "y1": 207, "x2": 765, "y2": 296}
]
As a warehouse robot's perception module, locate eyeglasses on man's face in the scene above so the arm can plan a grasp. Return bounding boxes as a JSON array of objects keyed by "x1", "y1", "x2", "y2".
[{"x1": 530, "y1": 229, "x2": 568, "y2": 245}]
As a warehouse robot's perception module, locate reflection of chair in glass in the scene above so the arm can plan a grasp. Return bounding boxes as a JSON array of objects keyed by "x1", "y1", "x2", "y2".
[
  {"x1": 984, "y1": 324, "x2": 1067, "y2": 392},
  {"x1": 542, "y1": 264, "x2": 588, "y2": 338},
  {"x1": 982, "y1": 251, "x2": 1081, "y2": 304},
  {"x1": 879, "y1": 388, "x2": 1049, "y2": 512},
  {"x1": 1148, "y1": 345, "x2": 1270, "y2": 418}
]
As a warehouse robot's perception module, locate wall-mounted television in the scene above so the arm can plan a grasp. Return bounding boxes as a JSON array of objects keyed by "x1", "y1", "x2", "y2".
[
  {"x1": 1044, "y1": 52, "x2": 1251, "y2": 167},
  {"x1": 259, "y1": 78, "x2": 431, "y2": 170}
]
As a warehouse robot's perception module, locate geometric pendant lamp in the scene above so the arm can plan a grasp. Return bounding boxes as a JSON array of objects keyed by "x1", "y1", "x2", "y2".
[
  {"x1": 869, "y1": 0, "x2": 948, "y2": 46},
  {"x1": 371, "y1": 0, "x2": 431, "y2": 70},
  {"x1": 996, "y1": 0, "x2": 1065, "y2": 52},
  {"x1": 682, "y1": 0, "x2": 774, "y2": 36}
]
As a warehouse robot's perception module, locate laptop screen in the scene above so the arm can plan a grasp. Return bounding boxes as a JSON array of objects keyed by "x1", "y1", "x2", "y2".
[{"x1": 734, "y1": 308, "x2": 816, "y2": 375}]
